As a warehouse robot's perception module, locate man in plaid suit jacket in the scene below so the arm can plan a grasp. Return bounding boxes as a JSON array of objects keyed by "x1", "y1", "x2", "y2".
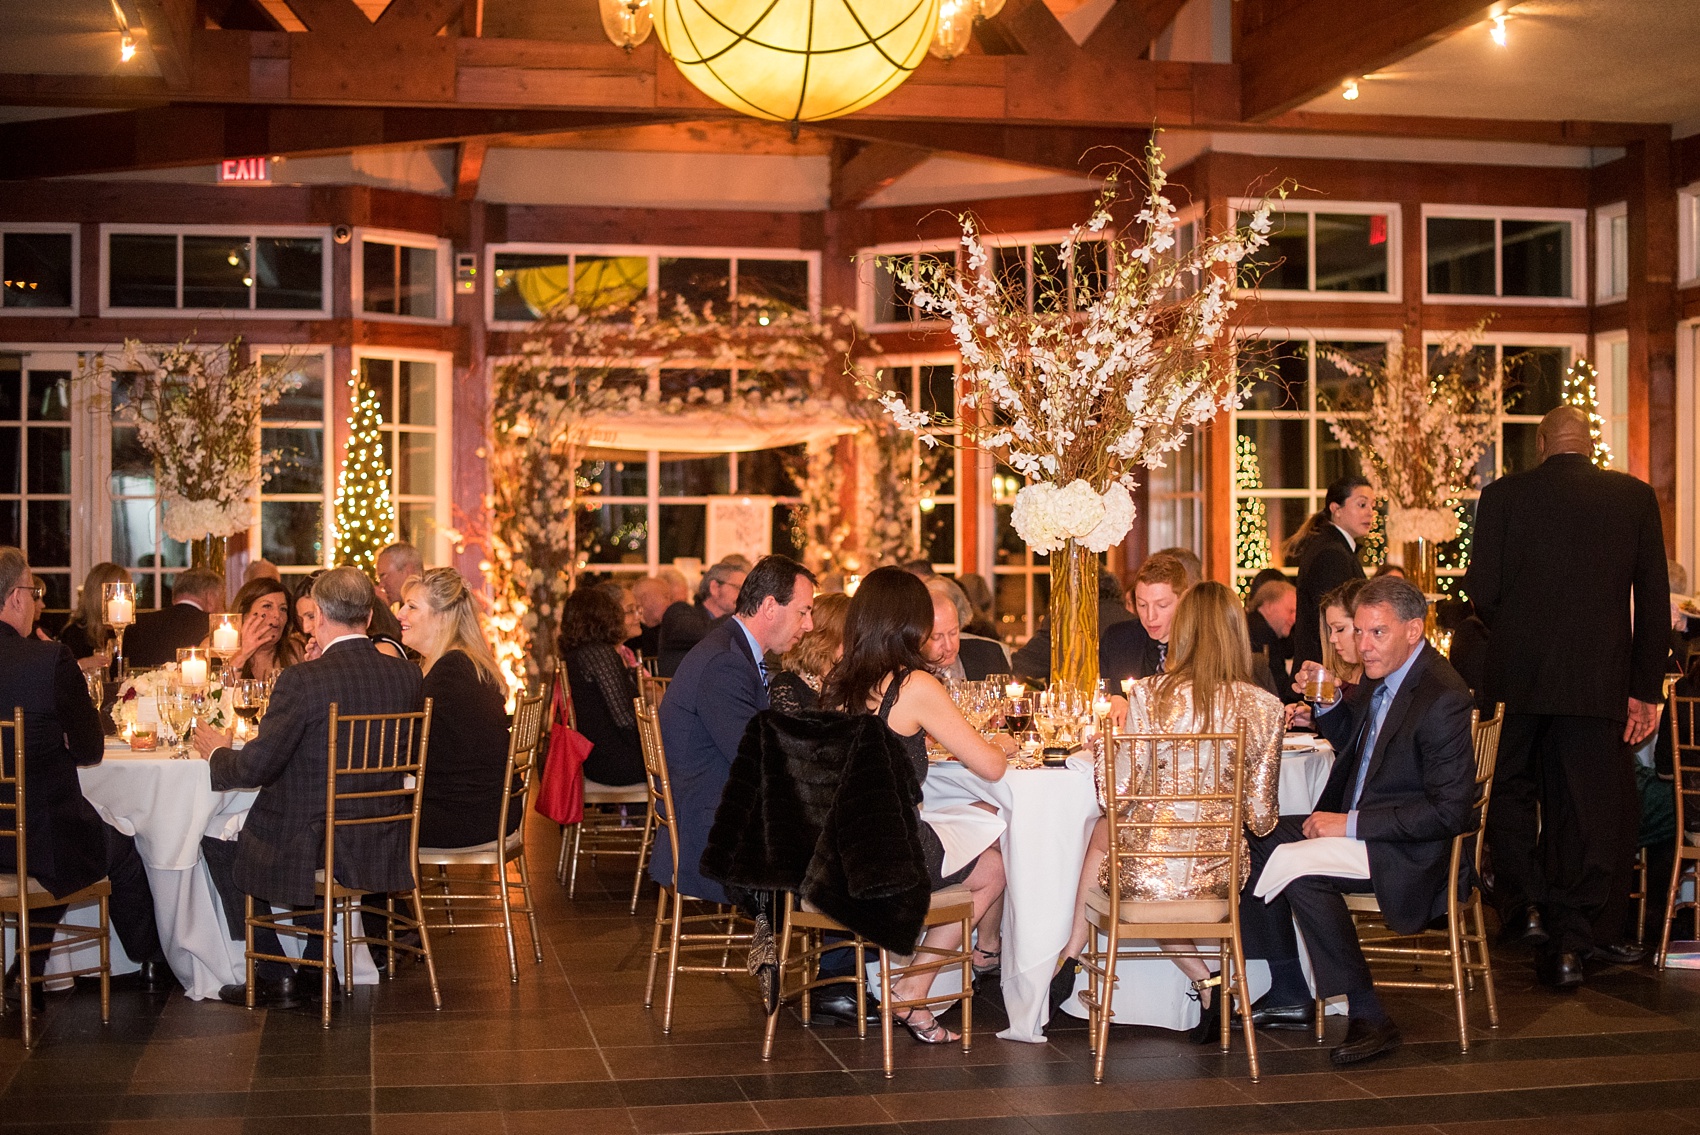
[{"x1": 195, "y1": 567, "x2": 423, "y2": 1008}]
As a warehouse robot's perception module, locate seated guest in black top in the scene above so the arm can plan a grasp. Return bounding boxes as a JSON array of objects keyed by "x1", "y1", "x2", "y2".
[
  {"x1": 0, "y1": 548, "x2": 168, "y2": 1003},
  {"x1": 1100, "y1": 554, "x2": 1186, "y2": 689},
  {"x1": 628, "y1": 576, "x2": 671, "y2": 663},
  {"x1": 770, "y1": 592, "x2": 849, "y2": 714},
  {"x1": 1247, "y1": 577, "x2": 1301, "y2": 705},
  {"x1": 124, "y1": 567, "x2": 225, "y2": 668},
  {"x1": 217, "y1": 578, "x2": 303, "y2": 682},
  {"x1": 559, "y1": 585, "x2": 644, "y2": 788},
  {"x1": 397, "y1": 567, "x2": 516, "y2": 848},
  {"x1": 58, "y1": 562, "x2": 131, "y2": 665},
  {"x1": 657, "y1": 558, "x2": 746, "y2": 678},
  {"x1": 923, "y1": 577, "x2": 1010, "y2": 681},
  {"x1": 600, "y1": 579, "x2": 645, "y2": 668}
]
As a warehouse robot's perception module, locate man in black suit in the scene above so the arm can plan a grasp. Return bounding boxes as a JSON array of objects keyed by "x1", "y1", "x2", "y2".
[
  {"x1": 627, "y1": 576, "x2": 672, "y2": 662},
  {"x1": 1291, "y1": 477, "x2": 1374, "y2": 668},
  {"x1": 1101, "y1": 554, "x2": 1186, "y2": 689},
  {"x1": 123, "y1": 568, "x2": 226, "y2": 668},
  {"x1": 1239, "y1": 576, "x2": 1476, "y2": 1065},
  {"x1": 194, "y1": 567, "x2": 424, "y2": 1008},
  {"x1": 1465, "y1": 406, "x2": 1668, "y2": 985},
  {"x1": 656, "y1": 558, "x2": 746, "y2": 678},
  {"x1": 0, "y1": 548, "x2": 167, "y2": 1006},
  {"x1": 923, "y1": 577, "x2": 1008, "y2": 681},
  {"x1": 1247, "y1": 577, "x2": 1301, "y2": 704}
]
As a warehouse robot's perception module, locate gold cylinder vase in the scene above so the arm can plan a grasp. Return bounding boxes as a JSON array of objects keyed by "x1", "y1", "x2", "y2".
[
  {"x1": 1049, "y1": 539, "x2": 1100, "y2": 695},
  {"x1": 1402, "y1": 538, "x2": 1438, "y2": 595}
]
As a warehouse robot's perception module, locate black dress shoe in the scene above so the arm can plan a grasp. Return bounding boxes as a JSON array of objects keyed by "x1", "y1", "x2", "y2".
[
  {"x1": 1048, "y1": 957, "x2": 1082, "y2": 1019},
  {"x1": 1501, "y1": 907, "x2": 1549, "y2": 947},
  {"x1": 1240, "y1": 998, "x2": 1313, "y2": 1030},
  {"x1": 218, "y1": 972, "x2": 306, "y2": 1009},
  {"x1": 1588, "y1": 941, "x2": 1647, "y2": 966},
  {"x1": 135, "y1": 958, "x2": 176, "y2": 993},
  {"x1": 1330, "y1": 1017, "x2": 1402, "y2": 1065},
  {"x1": 1536, "y1": 950, "x2": 1585, "y2": 989},
  {"x1": 808, "y1": 989, "x2": 880, "y2": 1026}
]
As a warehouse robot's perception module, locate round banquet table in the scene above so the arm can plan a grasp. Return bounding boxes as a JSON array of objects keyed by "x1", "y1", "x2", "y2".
[{"x1": 920, "y1": 736, "x2": 1335, "y2": 1042}]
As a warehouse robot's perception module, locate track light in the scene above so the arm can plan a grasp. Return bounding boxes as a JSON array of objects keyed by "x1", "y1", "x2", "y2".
[
  {"x1": 1342, "y1": 78, "x2": 1360, "y2": 101},
  {"x1": 1490, "y1": 15, "x2": 1507, "y2": 46}
]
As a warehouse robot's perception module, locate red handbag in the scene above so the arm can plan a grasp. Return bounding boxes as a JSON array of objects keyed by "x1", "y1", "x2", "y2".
[{"x1": 534, "y1": 679, "x2": 592, "y2": 826}]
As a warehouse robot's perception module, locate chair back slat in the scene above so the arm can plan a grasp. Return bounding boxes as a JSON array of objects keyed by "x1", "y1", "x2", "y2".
[
  {"x1": 1465, "y1": 704, "x2": 1504, "y2": 875},
  {"x1": 634, "y1": 698, "x2": 680, "y2": 878},
  {"x1": 638, "y1": 672, "x2": 669, "y2": 710},
  {"x1": 557, "y1": 663, "x2": 578, "y2": 731},
  {"x1": 0, "y1": 710, "x2": 25, "y2": 894},
  {"x1": 497, "y1": 689, "x2": 548, "y2": 843},
  {"x1": 322, "y1": 700, "x2": 435, "y2": 890},
  {"x1": 1670, "y1": 693, "x2": 1700, "y2": 842}
]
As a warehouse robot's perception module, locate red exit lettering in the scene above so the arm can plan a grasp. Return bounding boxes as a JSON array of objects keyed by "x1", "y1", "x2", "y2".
[{"x1": 218, "y1": 157, "x2": 270, "y2": 184}]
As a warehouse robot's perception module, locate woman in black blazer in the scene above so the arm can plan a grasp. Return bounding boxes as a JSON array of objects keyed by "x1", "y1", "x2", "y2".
[
  {"x1": 396, "y1": 567, "x2": 516, "y2": 849},
  {"x1": 558, "y1": 586, "x2": 643, "y2": 787},
  {"x1": 1285, "y1": 475, "x2": 1374, "y2": 668}
]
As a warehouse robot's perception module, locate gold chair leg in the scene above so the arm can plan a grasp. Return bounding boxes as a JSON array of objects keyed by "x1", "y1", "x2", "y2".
[
  {"x1": 1092, "y1": 928, "x2": 1117, "y2": 1084},
  {"x1": 555, "y1": 823, "x2": 571, "y2": 886},
  {"x1": 762, "y1": 897, "x2": 794, "y2": 1061},
  {"x1": 1447, "y1": 906, "x2": 1469, "y2": 1054},
  {"x1": 515, "y1": 851, "x2": 543, "y2": 964},
  {"x1": 566, "y1": 822, "x2": 586, "y2": 898},
  {"x1": 98, "y1": 895, "x2": 111, "y2": 1027},
  {"x1": 879, "y1": 947, "x2": 895, "y2": 1079},
  {"x1": 853, "y1": 937, "x2": 868, "y2": 1042},
  {"x1": 385, "y1": 895, "x2": 397, "y2": 981},
  {"x1": 1472, "y1": 897, "x2": 1499, "y2": 1028},
  {"x1": 1232, "y1": 937, "x2": 1259, "y2": 1083},
  {"x1": 643, "y1": 886, "x2": 667, "y2": 1008},
  {"x1": 661, "y1": 889, "x2": 685, "y2": 1034},
  {"x1": 321, "y1": 894, "x2": 337, "y2": 1030},
  {"x1": 1635, "y1": 848, "x2": 1649, "y2": 948},
  {"x1": 498, "y1": 857, "x2": 519, "y2": 984},
  {"x1": 342, "y1": 898, "x2": 356, "y2": 1002},
  {"x1": 18, "y1": 904, "x2": 32, "y2": 1052},
  {"x1": 630, "y1": 810, "x2": 656, "y2": 915},
  {"x1": 411, "y1": 888, "x2": 442, "y2": 1011},
  {"x1": 244, "y1": 895, "x2": 258, "y2": 1011},
  {"x1": 959, "y1": 912, "x2": 973, "y2": 1055},
  {"x1": 1658, "y1": 853, "x2": 1688, "y2": 969}
]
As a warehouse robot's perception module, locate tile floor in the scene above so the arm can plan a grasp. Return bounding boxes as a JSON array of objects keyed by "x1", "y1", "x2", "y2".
[{"x1": 6, "y1": 813, "x2": 1700, "y2": 1135}]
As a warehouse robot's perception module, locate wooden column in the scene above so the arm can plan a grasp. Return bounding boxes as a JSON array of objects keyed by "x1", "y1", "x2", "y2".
[
  {"x1": 1625, "y1": 135, "x2": 1679, "y2": 549},
  {"x1": 451, "y1": 197, "x2": 490, "y2": 584}
]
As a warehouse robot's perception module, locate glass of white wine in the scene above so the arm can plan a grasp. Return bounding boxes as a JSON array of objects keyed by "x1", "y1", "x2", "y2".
[{"x1": 158, "y1": 689, "x2": 195, "y2": 759}]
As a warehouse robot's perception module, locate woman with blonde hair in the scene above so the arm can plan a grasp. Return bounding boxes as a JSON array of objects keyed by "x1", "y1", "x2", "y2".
[
  {"x1": 397, "y1": 566, "x2": 515, "y2": 849},
  {"x1": 768, "y1": 591, "x2": 850, "y2": 713},
  {"x1": 1288, "y1": 578, "x2": 1367, "y2": 730},
  {"x1": 60, "y1": 562, "x2": 133, "y2": 663},
  {"x1": 1056, "y1": 580, "x2": 1284, "y2": 1041}
]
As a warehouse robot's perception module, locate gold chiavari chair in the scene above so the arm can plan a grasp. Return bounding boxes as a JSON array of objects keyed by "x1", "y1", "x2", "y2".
[
  {"x1": 636, "y1": 698, "x2": 752, "y2": 1032},
  {"x1": 0, "y1": 710, "x2": 111, "y2": 1051},
  {"x1": 1079, "y1": 728, "x2": 1259, "y2": 1084},
  {"x1": 418, "y1": 689, "x2": 548, "y2": 982},
  {"x1": 1658, "y1": 693, "x2": 1700, "y2": 968},
  {"x1": 556, "y1": 666, "x2": 652, "y2": 911},
  {"x1": 1314, "y1": 705, "x2": 1503, "y2": 1053},
  {"x1": 240, "y1": 701, "x2": 440, "y2": 1028}
]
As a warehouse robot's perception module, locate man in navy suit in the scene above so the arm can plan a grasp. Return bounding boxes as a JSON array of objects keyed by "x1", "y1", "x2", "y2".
[{"x1": 653, "y1": 554, "x2": 815, "y2": 904}]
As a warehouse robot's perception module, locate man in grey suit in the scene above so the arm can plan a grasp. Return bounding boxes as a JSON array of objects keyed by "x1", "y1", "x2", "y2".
[{"x1": 194, "y1": 567, "x2": 424, "y2": 1008}]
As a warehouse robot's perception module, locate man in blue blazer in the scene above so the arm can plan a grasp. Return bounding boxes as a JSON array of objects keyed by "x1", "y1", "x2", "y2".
[{"x1": 653, "y1": 554, "x2": 815, "y2": 904}]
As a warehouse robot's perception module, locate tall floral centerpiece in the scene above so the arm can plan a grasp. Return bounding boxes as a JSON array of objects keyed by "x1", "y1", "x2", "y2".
[
  {"x1": 874, "y1": 142, "x2": 1282, "y2": 693},
  {"x1": 89, "y1": 339, "x2": 294, "y2": 573},
  {"x1": 1320, "y1": 329, "x2": 1502, "y2": 594}
]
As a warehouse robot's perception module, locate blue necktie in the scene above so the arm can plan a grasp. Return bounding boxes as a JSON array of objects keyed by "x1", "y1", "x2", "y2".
[{"x1": 1349, "y1": 683, "x2": 1390, "y2": 813}]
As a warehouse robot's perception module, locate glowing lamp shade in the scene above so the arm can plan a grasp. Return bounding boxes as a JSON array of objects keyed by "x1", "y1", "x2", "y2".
[{"x1": 654, "y1": 0, "x2": 940, "y2": 124}]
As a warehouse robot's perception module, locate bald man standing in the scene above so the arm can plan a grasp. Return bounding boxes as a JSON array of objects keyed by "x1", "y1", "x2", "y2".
[{"x1": 1466, "y1": 406, "x2": 1669, "y2": 988}]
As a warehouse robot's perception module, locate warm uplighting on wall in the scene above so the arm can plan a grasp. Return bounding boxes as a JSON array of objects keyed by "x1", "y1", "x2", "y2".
[
  {"x1": 1342, "y1": 78, "x2": 1360, "y2": 101},
  {"x1": 1490, "y1": 15, "x2": 1508, "y2": 46}
]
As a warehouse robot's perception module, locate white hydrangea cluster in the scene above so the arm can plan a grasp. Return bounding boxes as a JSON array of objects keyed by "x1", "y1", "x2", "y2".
[
  {"x1": 162, "y1": 495, "x2": 251, "y2": 542},
  {"x1": 1011, "y1": 480, "x2": 1137, "y2": 555},
  {"x1": 1386, "y1": 506, "x2": 1462, "y2": 546}
]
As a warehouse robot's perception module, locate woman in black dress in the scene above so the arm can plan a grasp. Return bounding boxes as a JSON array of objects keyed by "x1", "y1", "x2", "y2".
[
  {"x1": 768, "y1": 591, "x2": 849, "y2": 714},
  {"x1": 822, "y1": 567, "x2": 1015, "y2": 1045},
  {"x1": 396, "y1": 567, "x2": 516, "y2": 849},
  {"x1": 558, "y1": 586, "x2": 643, "y2": 788}
]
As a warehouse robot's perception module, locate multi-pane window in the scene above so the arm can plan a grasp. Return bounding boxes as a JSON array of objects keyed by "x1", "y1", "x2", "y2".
[
  {"x1": 1596, "y1": 203, "x2": 1628, "y2": 302},
  {"x1": 0, "y1": 227, "x2": 76, "y2": 312},
  {"x1": 1148, "y1": 430, "x2": 1205, "y2": 559},
  {"x1": 258, "y1": 350, "x2": 331, "y2": 580},
  {"x1": 489, "y1": 246, "x2": 816, "y2": 324},
  {"x1": 989, "y1": 460, "x2": 1047, "y2": 646},
  {"x1": 109, "y1": 370, "x2": 187, "y2": 609},
  {"x1": 103, "y1": 226, "x2": 327, "y2": 314},
  {"x1": 867, "y1": 245, "x2": 956, "y2": 328},
  {"x1": 357, "y1": 355, "x2": 444, "y2": 559},
  {"x1": 881, "y1": 362, "x2": 959, "y2": 568},
  {"x1": 862, "y1": 235, "x2": 1108, "y2": 330},
  {"x1": 1236, "y1": 202, "x2": 1396, "y2": 297},
  {"x1": 1680, "y1": 186, "x2": 1700, "y2": 285},
  {"x1": 360, "y1": 234, "x2": 444, "y2": 320},
  {"x1": 1424, "y1": 209, "x2": 1583, "y2": 301},
  {"x1": 0, "y1": 355, "x2": 73, "y2": 608}
]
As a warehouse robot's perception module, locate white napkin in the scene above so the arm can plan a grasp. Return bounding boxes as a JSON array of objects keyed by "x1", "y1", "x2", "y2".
[
  {"x1": 1253, "y1": 836, "x2": 1370, "y2": 901},
  {"x1": 918, "y1": 804, "x2": 1007, "y2": 876}
]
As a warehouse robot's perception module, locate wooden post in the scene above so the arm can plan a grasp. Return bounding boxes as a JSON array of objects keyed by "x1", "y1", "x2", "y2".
[{"x1": 1625, "y1": 134, "x2": 1679, "y2": 550}]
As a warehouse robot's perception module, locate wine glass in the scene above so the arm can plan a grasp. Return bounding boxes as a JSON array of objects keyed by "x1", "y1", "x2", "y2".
[
  {"x1": 1004, "y1": 695, "x2": 1033, "y2": 736},
  {"x1": 158, "y1": 689, "x2": 195, "y2": 758},
  {"x1": 232, "y1": 679, "x2": 267, "y2": 740}
]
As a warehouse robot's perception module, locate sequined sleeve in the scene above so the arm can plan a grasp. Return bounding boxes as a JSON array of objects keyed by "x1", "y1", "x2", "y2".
[{"x1": 1235, "y1": 684, "x2": 1285, "y2": 837}]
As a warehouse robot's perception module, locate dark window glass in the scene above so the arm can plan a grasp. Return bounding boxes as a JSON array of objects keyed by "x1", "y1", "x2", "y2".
[
  {"x1": 26, "y1": 427, "x2": 69, "y2": 494},
  {"x1": 108, "y1": 233, "x2": 177, "y2": 308},
  {"x1": 1031, "y1": 244, "x2": 1067, "y2": 315},
  {"x1": 1504, "y1": 346, "x2": 1568, "y2": 416},
  {"x1": 658, "y1": 503, "x2": 705, "y2": 562},
  {"x1": 392, "y1": 431, "x2": 434, "y2": 496},
  {"x1": 261, "y1": 501, "x2": 324, "y2": 566},
  {"x1": 582, "y1": 503, "x2": 648, "y2": 564},
  {"x1": 1239, "y1": 339, "x2": 1305, "y2": 411},
  {"x1": 27, "y1": 371, "x2": 69, "y2": 421},
  {"x1": 0, "y1": 500, "x2": 16, "y2": 548},
  {"x1": 182, "y1": 235, "x2": 251, "y2": 309},
  {"x1": 737, "y1": 259, "x2": 808, "y2": 313},
  {"x1": 932, "y1": 436, "x2": 957, "y2": 496},
  {"x1": 1427, "y1": 217, "x2": 1496, "y2": 295},
  {"x1": 36, "y1": 573, "x2": 69, "y2": 610},
  {"x1": 736, "y1": 446, "x2": 802, "y2": 496},
  {"x1": 110, "y1": 426, "x2": 151, "y2": 486},
  {"x1": 263, "y1": 428, "x2": 324, "y2": 494},
  {"x1": 1247, "y1": 211, "x2": 1308, "y2": 291},
  {"x1": 1318, "y1": 427, "x2": 1365, "y2": 486},
  {"x1": 660, "y1": 455, "x2": 729, "y2": 496},
  {"x1": 492, "y1": 252, "x2": 572, "y2": 321},
  {"x1": 994, "y1": 246, "x2": 1026, "y2": 305},
  {"x1": 397, "y1": 503, "x2": 434, "y2": 554},
  {"x1": 922, "y1": 501, "x2": 955, "y2": 564},
  {"x1": 1236, "y1": 419, "x2": 1307, "y2": 489},
  {"x1": 362, "y1": 241, "x2": 433, "y2": 317},
  {"x1": 398, "y1": 361, "x2": 435, "y2": 425},
  {"x1": 873, "y1": 259, "x2": 908, "y2": 324},
  {"x1": 1072, "y1": 239, "x2": 1109, "y2": 305},
  {"x1": 921, "y1": 364, "x2": 955, "y2": 416},
  {"x1": 1501, "y1": 219, "x2": 1571, "y2": 298},
  {"x1": 659, "y1": 257, "x2": 730, "y2": 312},
  {"x1": 579, "y1": 453, "x2": 648, "y2": 497},
  {"x1": 771, "y1": 504, "x2": 803, "y2": 561},
  {"x1": 254, "y1": 237, "x2": 323, "y2": 310},
  {"x1": 27, "y1": 498, "x2": 70, "y2": 566},
  {"x1": 363, "y1": 240, "x2": 396, "y2": 314},
  {"x1": 1314, "y1": 213, "x2": 1389, "y2": 292},
  {"x1": 0, "y1": 359, "x2": 18, "y2": 419},
  {"x1": 1502, "y1": 422, "x2": 1540, "y2": 475},
  {"x1": 2, "y1": 232, "x2": 73, "y2": 309},
  {"x1": 264, "y1": 353, "x2": 325, "y2": 422},
  {"x1": 1314, "y1": 341, "x2": 1384, "y2": 408},
  {"x1": 361, "y1": 358, "x2": 395, "y2": 422},
  {"x1": 0, "y1": 428, "x2": 18, "y2": 494}
]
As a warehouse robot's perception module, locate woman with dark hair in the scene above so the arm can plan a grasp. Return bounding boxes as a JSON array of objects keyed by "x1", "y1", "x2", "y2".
[
  {"x1": 216, "y1": 577, "x2": 303, "y2": 680},
  {"x1": 1286, "y1": 577, "x2": 1367, "y2": 730},
  {"x1": 60, "y1": 562, "x2": 132, "y2": 662},
  {"x1": 822, "y1": 566, "x2": 1014, "y2": 1046},
  {"x1": 1285, "y1": 475, "x2": 1374, "y2": 668},
  {"x1": 559, "y1": 584, "x2": 643, "y2": 787}
]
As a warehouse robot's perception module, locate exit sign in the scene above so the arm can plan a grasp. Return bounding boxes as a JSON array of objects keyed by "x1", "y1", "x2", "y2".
[{"x1": 218, "y1": 157, "x2": 270, "y2": 185}]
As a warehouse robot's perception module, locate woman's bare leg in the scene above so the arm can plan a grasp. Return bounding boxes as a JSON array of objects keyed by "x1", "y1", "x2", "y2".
[
  {"x1": 893, "y1": 848, "x2": 1005, "y2": 1037},
  {"x1": 1062, "y1": 818, "x2": 1111, "y2": 961}
]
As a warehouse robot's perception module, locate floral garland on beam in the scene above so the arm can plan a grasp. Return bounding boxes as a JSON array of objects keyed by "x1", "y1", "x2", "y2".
[{"x1": 868, "y1": 140, "x2": 1287, "y2": 555}]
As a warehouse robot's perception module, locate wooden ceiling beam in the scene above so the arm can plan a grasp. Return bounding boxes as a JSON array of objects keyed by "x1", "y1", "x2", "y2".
[
  {"x1": 816, "y1": 120, "x2": 1147, "y2": 178},
  {"x1": 1236, "y1": 0, "x2": 1496, "y2": 120},
  {"x1": 829, "y1": 140, "x2": 932, "y2": 209},
  {"x1": 454, "y1": 138, "x2": 487, "y2": 201},
  {"x1": 1255, "y1": 110, "x2": 1671, "y2": 147},
  {"x1": 132, "y1": 0, "x2": 196, "y2": 89}
]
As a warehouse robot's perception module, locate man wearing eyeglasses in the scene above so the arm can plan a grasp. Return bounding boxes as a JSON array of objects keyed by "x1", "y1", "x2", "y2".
[{"x1": 0, "y1": 547, "x2": 169, "y2": 1011}]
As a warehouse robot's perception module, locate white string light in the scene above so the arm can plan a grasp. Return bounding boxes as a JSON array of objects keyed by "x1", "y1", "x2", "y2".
[
  {"x1": 1342, "y1": 78, "x2": 1360, "y2": 101},
  {"x1": 1490, "y1": 15, "x2": 1508, "y2": 46}
]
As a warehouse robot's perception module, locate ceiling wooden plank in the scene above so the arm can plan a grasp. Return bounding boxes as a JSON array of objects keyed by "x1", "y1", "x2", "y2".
[
  {"x1": 132, "y1": 0, "x2": 196, "y2": 89},
  {"x1": 454, "y1": 137, "x2": 486, "y2": 200},
  {"x1": 830, "y1": 140, "x2": 932, "y2": 209},
  {"x1": 1236, "y1": 0, "x2": 1496, "y2": 120},
  {"x1": 1256, "y1": 109, "x2": 1670, "y2": 147}
]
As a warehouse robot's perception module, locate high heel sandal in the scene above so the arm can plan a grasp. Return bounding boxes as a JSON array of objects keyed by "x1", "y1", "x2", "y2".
[
  {"x1": 972, "y1": 946, "x2": 1001, "y2": 977},
  {"x1": 896, "y1": 1008, "x2": 960, "y2": 1045},
  {"x1": 1185, "y1": 975, "x2": 1223, "y2": 1046}
]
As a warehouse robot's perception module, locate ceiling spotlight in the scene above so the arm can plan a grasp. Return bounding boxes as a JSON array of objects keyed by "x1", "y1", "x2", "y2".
[
  {"x1": 1490, "y1": 15, "x2": 1507, "y2": 46},
  {"x1": 1342, "y1": 78, "x2": 1360, "y2": 101},
  {"x1": 119, "y1": 33, "x2": 136, "y2": 62}
]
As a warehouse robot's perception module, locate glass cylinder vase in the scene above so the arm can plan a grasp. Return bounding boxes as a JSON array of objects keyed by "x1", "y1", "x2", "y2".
[
  {"x1": 1049, "y1": 538, "x2": 1100, "y2": 696},
  {"x1": 1402, "y1": 538, "x2": 1438, "y2": 596},
  {"x1": 189, "y1": 534, "x2": 229, "y2": 577}
]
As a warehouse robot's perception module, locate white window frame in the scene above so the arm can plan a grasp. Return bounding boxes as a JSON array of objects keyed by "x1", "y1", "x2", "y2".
[
  {"x1": 351, "y1": 228, "x2": 452, "y2": 325},
  {"x1": 857, "y1": 237, "x2": 959, "y2": 332},
  {"x1": 351, "y1": 346, "x2": 455, "y2": 566},
  {"x1": 1230, "y1": 199, "x2": 1402, "y2": 303},
  {"x1": 1594, "y1": 329, "x2": 1631, "y2": 472},
  {"x1": 0, "y1": 224, "x2": 80, "y2": 317},
  {"x1": 875, "y1": 353, "x2": 962, "y2": 573},
  {"x1": 1595, "y1": 201, "x2": 1629, "y2": 305},
  {"x1": 485, "y1": 243, "x2": 821, "y2": 332},
  {"x1": 1679, "y1": 183, "x2": 1700, "y2": 287},
  {"x1": 251, "y1": 345, "x2": 336, "y2": 577},
  {"x1": 1419, "y1": 204, "x2": 1588, "y2": 307},
  {"x1": 99, "y1": 223, "x2": 332, "y2": 319},
  {"x1": 0, "y1": 347, "x2": 86, "y2": 609}
]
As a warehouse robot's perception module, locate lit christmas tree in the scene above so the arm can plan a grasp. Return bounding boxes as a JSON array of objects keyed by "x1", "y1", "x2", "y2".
[
  {"x1": 1562, "y1": 358, "x2": 1613, "y2": 469},
  {"x1": 1234, "y1": 433, "x2": 1271, "y2": 589},
  {"x1": 334, "y1": 375, "x2": 394, "y2": 576}
]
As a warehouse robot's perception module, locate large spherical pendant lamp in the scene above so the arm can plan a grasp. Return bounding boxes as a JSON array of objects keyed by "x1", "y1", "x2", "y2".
[{"x1": 653, "y1": 0, "x2": 940, "y2": 125}]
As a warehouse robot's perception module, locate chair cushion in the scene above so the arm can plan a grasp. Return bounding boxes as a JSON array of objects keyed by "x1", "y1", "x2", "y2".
[
  {"x1": 1084, "y1": 885, "x2": 1229, "y2": 925},
  {"x1": 419, "y1": 827, "x2": 526, "y2": 863},
  {"x1": 1344, "y1": 893, "x2": 1383, "y2": 913},
  {"x1": 0, "y1": 874, "x2": 51, "y2": 899},
  {"x1": 584, "y1": 778, "x2": 647, "y2": 805}
]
